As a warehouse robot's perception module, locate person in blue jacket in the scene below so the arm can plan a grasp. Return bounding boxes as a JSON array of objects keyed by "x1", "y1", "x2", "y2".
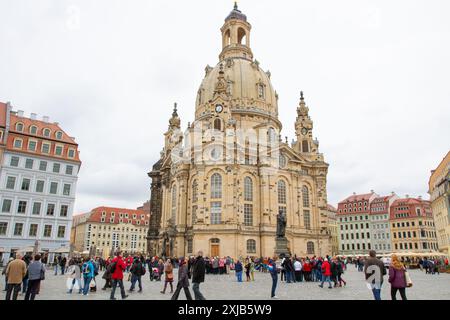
[
  {"x1": 262, "y1": 258, "x2": 279, "y2": 299},
  {"x1": 81, "y1": 257, "x2": 95, "y2": 296},
  {"x1": 234, "y1": 260, "x2": 243, "y2": 282}
]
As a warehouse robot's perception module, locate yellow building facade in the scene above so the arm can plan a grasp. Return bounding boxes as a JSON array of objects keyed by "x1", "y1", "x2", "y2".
[
  {"x1": 147, "y1": 4, "x2": 330, "y2": 259},
  {"x1": 428, "y1": 151, "x2": 450, "y2": 255}
]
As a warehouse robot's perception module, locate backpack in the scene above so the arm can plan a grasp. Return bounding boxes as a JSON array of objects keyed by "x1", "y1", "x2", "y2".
[
  {"x1": 141, "y1": 264, "x2": 146, "y2": 276},
  {"x1": 93, "y1": 263, "x2": 99, "y2": 276},
  {"x1": 83, "y1": 263, "x2": 91, "y2": 274},
  {"x1": 108, "y1": 262, "x2": 117, "y2": 274}
]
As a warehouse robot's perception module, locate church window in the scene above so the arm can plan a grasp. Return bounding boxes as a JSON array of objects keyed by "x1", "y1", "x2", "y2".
[
  {"x1": 192, "y1": 206, "x2": 197, "y2": 225},
  {"x1": 224, "y1": 29, "x2": 231, "y2": 46},
  {"x1": 246, "y1": 239, "x2": 256, "y2": 253},
  {"x1": 244, "y1": 177, "x2": 253, "y2": 201},
  {"x1": 302, "y1": 140, "x2": 309, "y2": 153},
  {"x1": 302, "y1": 186, "x2": 310, "y2": 207},
  {"x1": 258, "y1": 83, "x2": 265, "y2": 99},
  {"x1": 171, "y1": 185, "x2": 177, "y2": 223},
  {"x1": 279, "y1": 155, "x2": 287, "y2": 168},
  {"x1": 268, "y1": 127, "x2": 277, "y2": 145},
  {"x1": 192, "y1": 180, "x2": 198, "y2": 203},
  {"x1": 210, "y1": 202, "x2": 222, "y2": 224},
  {"x1": 307, "y1": 241, "x2": 315, "y2": 255},
  {"x1": 277, "y1": 180, "x2": 287, "y2": 204},
  {"x1": 238, "y1": 27, "x2": 247, "y2": 45},
  {"x1": 214, "y1": 118, "x2": 222, "y2": 131},
  {"x1": 211, "y1": 173, "x2": 222, "y2": 199},
  {"x1": 244, "y1": 204, "x2": 253, "y2": 226},
  {"x1": 187, "y1": 239, "x2": 193, "y2": 254},
  {"x1": 304, "y1": 210, "x2": 311, "y2": 230}
]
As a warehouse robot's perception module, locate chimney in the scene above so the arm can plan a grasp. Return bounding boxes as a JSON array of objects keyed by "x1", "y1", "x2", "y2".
[
  {"x1": 30, "y1": 113, "x2": 37, "y2": 120},
  {"x1": 17, "y1": 110, "x2": 24, "y2": 117},
  {"x1": 370, "y1": 189, "x2": 374, "y2": 193},
  {"x1": 353, "y1": 192, "x2": 356, "y2": 195},
  {"x1": 43, "y1": 116, "x2": 49, "y2": 123},
  {"x1": 418, "y1": 196, "x2": 422, "y2": 200},
  {"x1": 405, "y1": 194, "x2": 409, "y2": 199}
]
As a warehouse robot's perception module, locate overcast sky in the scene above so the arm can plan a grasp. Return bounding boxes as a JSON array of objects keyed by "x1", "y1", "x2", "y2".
[{"x1": 1, "y1": 0, "x2": 449, "y2": 214}]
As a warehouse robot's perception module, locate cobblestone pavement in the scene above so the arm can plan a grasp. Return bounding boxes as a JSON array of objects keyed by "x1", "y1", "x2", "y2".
[{"x1": 1, "y1": 266, "x2": 449, "y2": 300}]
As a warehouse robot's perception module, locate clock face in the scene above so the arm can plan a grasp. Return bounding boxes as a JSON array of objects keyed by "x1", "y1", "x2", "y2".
[
  {"x1": 301, "y1": 128, "x2": 308, "y2": 135},
  {"x1": 215, "y1": 104, "x2": 223, "y2": 113}
]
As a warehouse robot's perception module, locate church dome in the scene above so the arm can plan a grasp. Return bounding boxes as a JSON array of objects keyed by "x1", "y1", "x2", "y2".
[{"x1": 196, "y1": 58, "x2": 278, "y2": 117}]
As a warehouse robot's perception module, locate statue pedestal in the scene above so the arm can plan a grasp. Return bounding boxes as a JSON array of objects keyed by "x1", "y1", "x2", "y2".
[{"x1": 274, "y1": 237, "x2": 289, "y2": 257}]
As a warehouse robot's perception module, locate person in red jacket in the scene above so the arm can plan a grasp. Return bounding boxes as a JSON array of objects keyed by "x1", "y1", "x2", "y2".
[
  {"x1": 110, "y1": 251, "x2": 129, "y2": 300},
  {"x1": 319, "y1": 257, "x2": 333, "y2": 289}
]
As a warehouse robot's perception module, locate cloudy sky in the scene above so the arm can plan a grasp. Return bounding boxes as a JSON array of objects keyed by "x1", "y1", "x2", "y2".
[{"x1": 1, "y1": 0, "x2": 449, "y2": 214}]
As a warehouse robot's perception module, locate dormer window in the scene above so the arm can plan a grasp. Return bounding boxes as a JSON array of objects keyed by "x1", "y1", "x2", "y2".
[
  {"x1": 56, "y1": 131, "x2": 63, "y2": 140},
  {"x1": 68, "y1": 148, "x2": 75, "y2": 158},
  {"x1": 15, "y1": 123, "x2": 24, "y2": 132},
  {"x1": 29, "y1": 126, "x2": 37, "y2": 135},
  {"x1": 43, "y1": 128, "x2": 51, "y2": 137}
]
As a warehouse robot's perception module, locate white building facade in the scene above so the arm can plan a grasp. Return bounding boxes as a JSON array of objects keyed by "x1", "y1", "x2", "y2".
[
  {"x1": 0, "y1": 102, "x2": 81, "y2": 265},
  {"x1": 369, "y1": 194, "x2": 398, "y2": 254}
]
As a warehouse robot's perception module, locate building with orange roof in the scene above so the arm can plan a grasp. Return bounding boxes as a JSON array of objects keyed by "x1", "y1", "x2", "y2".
[
  {"x1": 390, "y1": 197, "x2": 438, "y2": 253},
  {"x1": 0, "y1": 102, "x2": 81, "y2": 265},
  {"x1": 428, "y1": 151, "x2": 450, "y2": 255},
  {"x1": 71, "y1": 206, "x2": 150, "y2": 258},
  {"x1": 336, "y1": 191, "x2": 379, "y2": 255}
]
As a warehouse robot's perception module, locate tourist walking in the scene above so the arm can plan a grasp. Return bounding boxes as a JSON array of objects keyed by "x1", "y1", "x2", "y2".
[
  {"x1": 234, "y1": 260, "x2": 243, "y2": 282},
  {"x1": 102, "y1": 262, "x2": 112, "y2": 290},
  {"x1": 21, "y1": 254, "x2": 32, "y2": 295},
  {"x1": 191, "y1": 251, "x2": 206, "y2": 300},
  {"x1": 2, "y1": 258, "x2": 14, "y2": 291},
  {"x1": 110, "y1": 251, "x2": 128, "y2": 300},
  {"x1": 245, "y1": 259, "x2": 251, "y2": 281},
  {"x1": 388, "y1": 255, "x2": 408, "y2": 300},
  {"x1": 364, "y1": 250, "x2": 386, "y2": 300},
  {"x1": 171, "y1": 257, "x2": 193, "y2": 300},
  {"x1": 319, "y1": 257, "x2": 332, "y2": 289},
  {"x1": 160, "y1": 259, "x2": 174, "y2": 294},
  {"x1": 24, "y1": 254, "x2": 46, "y2": 300},
  {"x1": 129, "y1": 256, "x2": 145, "y2": 292},
  {"x1": 5, "y1": 253, "x2": 27, "y2": 300},
  {"x1": 67, "y1": 259, "x2": 82, "y2": 294},
  {"x1": 81, "y1": 257, "x2": 95, "y2": 296}
]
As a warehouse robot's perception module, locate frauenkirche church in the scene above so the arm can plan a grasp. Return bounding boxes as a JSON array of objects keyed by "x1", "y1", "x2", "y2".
[{"x1": 147, "y1": 4, "x2": 331, "y2": 258}]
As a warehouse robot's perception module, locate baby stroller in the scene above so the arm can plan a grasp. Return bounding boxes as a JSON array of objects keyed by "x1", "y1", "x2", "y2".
[{"x1": 151, "y1": 267, "x2": 161, "y2": 281}]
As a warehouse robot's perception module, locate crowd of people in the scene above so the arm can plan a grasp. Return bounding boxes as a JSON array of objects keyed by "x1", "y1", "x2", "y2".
[{"x1": 1, "y1": 249, "x2": 449, "y2": 301}]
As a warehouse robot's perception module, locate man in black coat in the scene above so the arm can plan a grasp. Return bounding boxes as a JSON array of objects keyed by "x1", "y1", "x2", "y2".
[{"x1": 191, "y1": 251, "x2": 206, "y2": 300}]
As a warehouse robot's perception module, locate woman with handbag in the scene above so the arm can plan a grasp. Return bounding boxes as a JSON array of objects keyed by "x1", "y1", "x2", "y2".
[
  {"x1": 388, "y1": 255, "x2": 410, "y2": 300},
  {"x1": 24, "y1": 254, "x2": 46, "y2": 300},
  {"x1": 160, "y1": 259, "x2": 174, "y2": 294}
]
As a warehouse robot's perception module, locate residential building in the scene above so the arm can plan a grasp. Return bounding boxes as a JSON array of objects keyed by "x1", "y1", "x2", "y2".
[
  {"x1": 428, "y1": 151, "x2": 450, "y2": 255},
  {"x1": 71, "y1": 206, "x2": 150, "y2": 258},
  {"x1": 369, "y1": 193, "x2": 398, "y2": 254},
  {"x1": 337, "y1": 191, "x2": 378, "y2": 255},
  {"x1": 390, "y1": 197, "x2": 438, "y2": 253},
  {"x1": 0, "y1": 102, "x2": 81, "y2": 264}
]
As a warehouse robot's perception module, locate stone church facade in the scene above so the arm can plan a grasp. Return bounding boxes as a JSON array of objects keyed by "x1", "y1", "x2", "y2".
[{"x1": 147, "y1": 4, "x2": 331, "y2": 259}]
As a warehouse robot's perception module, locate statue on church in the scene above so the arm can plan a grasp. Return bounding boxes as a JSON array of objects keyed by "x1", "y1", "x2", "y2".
[{"x1": 276, "y1": 210, "x2": 287, "y2": 238}]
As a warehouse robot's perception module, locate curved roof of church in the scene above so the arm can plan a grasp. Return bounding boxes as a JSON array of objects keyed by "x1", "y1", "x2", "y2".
[{"x1": 225, "y1": 3, "x2": 247, "y2": 22}]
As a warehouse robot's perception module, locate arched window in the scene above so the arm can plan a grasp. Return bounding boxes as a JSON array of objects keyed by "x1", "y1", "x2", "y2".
[
  {"x1": 214, "y1": 118, "x2": 222, "y2": 131},
  {"x1": 302, "y1": 140, "x2": 309, "y2": 153},
  {"x1": 55, "y1": 131, "x2": 63, "y2": 140},
  {"x1": 29, "y1": 125, "x2": 37, "y2": 135},
  {"x1": 268, "y1": 128, "x2": 276, "y2": 144},
  {"x1": 302, "y1": 186, "x2": 310, "y2": 207},
  {"x1": 244, "y1": 177, "x2": 253, "y2": 201},
  {"x1": 279, "y1": 154, "x2": 287, "y2": 168},
  {"x1": 307, "y1": 241, "x2": 315, "y2": 255},
  {"x1": 43, "y1": 128, "x2": 51, "y2": 138},
  {"x1": 224, "y1": 29, "x2": 231, "y2": 46},
  {"x1": 238, "y1": 27, "x2": 247, "y2": 45},
  {"x1": 171, "y1": 185, "x2": 177, "y2": 222},
  {"x1": 15, "y1": 122, "x2": 24, "y2": 132},
  {"x1": 278, "y1": 180, "x2": 286, "y2": 204},
  {"x1": 258, "y1": 83, "x2": 265, "y2": 99},
  {"x1": 211, "y1": 173, "x2": 222, "y2": 199},
  {"x1": 246, "y1": 239, "x2": 256, "y2": 253},
  {"x1": 192, "y1": 180, "x2": 198, "y2": 203}
]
